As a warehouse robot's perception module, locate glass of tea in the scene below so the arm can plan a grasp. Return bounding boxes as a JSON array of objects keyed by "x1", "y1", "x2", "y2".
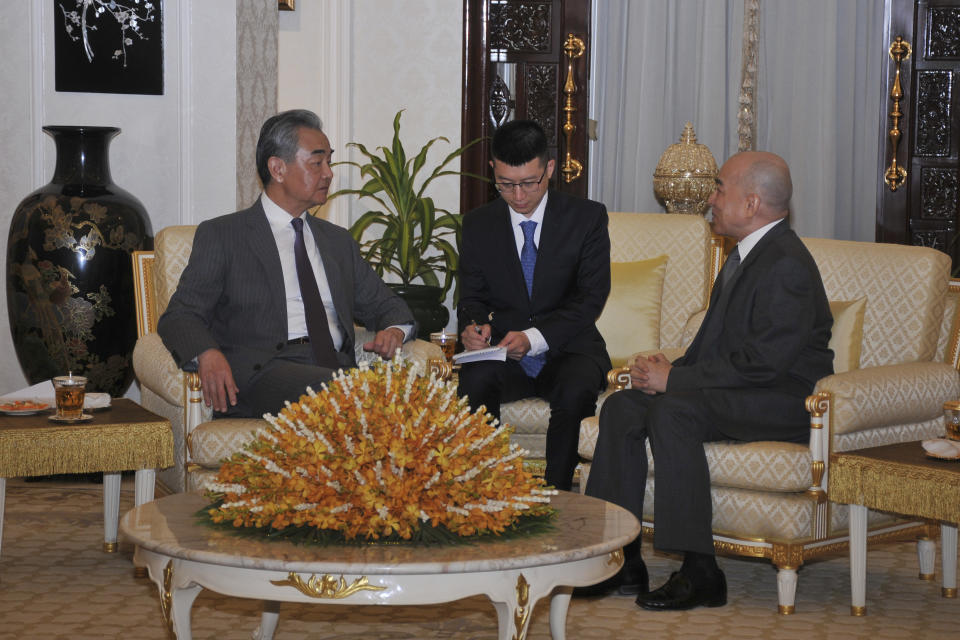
[
  {"x1": 429, "y1": 331, "x2": 456, "y2": 361},
  {"x1": 53, "y1": 374, "x2": 87, "y2": 420}
]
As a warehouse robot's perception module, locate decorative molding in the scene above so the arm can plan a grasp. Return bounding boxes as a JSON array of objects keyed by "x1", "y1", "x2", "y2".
[
  {"x1": 921, "y1": 167, "x2": 959, "y2": 218},
  {"x1": 915, "y1": 70, "x2": 952, "y2": 157},
  {"x1": 270, "y1": 573, "x2": 385, "y2": 598},
  {"x1": 30, "y1": 0, "x2": 43, "y2": 191},
  {"x1": 927, "y1": 7, "x2": 960, "y2": 58},
  {"x1": 490, "y1": 73, "x2": 513, "y2": 129},
  {"x1": 737, "y1": 0, "x2": 760, "y2": 152},
  {"x1": 178, "y1": 0, "x2": 192, "y2": 225},
  {"x1": 524, "y1": 63, "x2": 558, "y2": 145},
  {"x1": 236, "y1": 0, "x2": 278, "y2": 209},
  {"x1": 512, "y1": 573, "x2": 531, "y2": 640},
  {"x1": 490, "y1": 1, "x2": 552, "y2": 53},
  {"x1": 313, "y1": 0, "x2": 351, "y2": 228},
  {"x1": 912, "y1": 229, "x2": 947, "y2": 252}
]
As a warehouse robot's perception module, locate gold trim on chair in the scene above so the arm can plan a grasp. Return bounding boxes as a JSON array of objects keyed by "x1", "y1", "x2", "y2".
[{"x1": 132, "y1": 251, "x2": 157, "y2": 337}]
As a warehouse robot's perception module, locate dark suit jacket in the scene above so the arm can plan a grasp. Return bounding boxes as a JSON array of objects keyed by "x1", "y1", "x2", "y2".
[
  {"x1": 457, "y1": 190, "x2": 612, "y2": 373},
  {"x1": 157, "y1": 200, "x2": 414, "y2": 393},
  {"x1": 668, "y1": 219, "x2": 834, "y2": 437}
]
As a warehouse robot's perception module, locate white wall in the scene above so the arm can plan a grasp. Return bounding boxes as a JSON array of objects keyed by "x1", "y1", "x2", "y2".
[
  {"x1": 0, "y1": 0, "x2": 241, "y2": 395},
  {"x1": 279, "y1": 0, "x2": 464, "y2": 329}
]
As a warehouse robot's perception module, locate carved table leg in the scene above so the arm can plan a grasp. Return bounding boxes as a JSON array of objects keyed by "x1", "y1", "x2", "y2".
[
  {"x1": 171, "y1": 584, "x2": 203, "y2": 640},
  {"x1": 918, "y1": 535, "x2": 936, "y2": 580},
  {"x1": 0, "y1": 477, "x2": 6, "y2": 559},
  {"x1": 251, "y1": 600, "x2": 281, "y2": 640},
  {"x1": 943, "y1": 523, "x2": 958, "y2": 598},
  {"x1": 549, "y1": 587, "x2": 572, "y2": 640},
  {"x1": 133, "y1": 468, "x2": 157, "y2": 577},
  {"x1": 102, "y1": 472, "x2": 121, "y2": 552},
  {"x1": 849, "y1": 503, "x2": 868, "y2": 616}
]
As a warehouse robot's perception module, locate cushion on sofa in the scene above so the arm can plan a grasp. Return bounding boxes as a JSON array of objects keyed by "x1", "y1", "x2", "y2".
[
  {"x1": 596, "y1": 255, "x2": 668, "y2": 368},
  {"x1": 828, "y1": 297, "x2": 867, "y2": 374}
]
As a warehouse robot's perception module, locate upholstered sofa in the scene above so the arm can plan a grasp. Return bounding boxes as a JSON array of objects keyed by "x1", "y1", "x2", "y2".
[
  {"x1": 576, "y1": 233, "x2": 960, "y2": 613},
  {"x1": 132, "y1": 225, "x2": 443, "y2": 493}
]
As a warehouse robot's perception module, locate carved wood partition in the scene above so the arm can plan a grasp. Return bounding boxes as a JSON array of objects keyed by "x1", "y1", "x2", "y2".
[
  {"x1": 877, "y1": 0, "x2": 960, "y2": 273},
  {"x1": 460, "y1": 0, "x2": 591, "y2": 215}
]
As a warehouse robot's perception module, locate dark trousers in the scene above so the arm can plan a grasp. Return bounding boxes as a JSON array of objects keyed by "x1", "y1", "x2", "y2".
[
  {"x1": 458, "y1": 352, "x2": 604, "y2": 491},
  {"x1": 585, "y1": 389, "x2": 729, "y2": 556},
  {"x1": 219, "y1": 343, "x2": 337, "y2": 419},
  {"x1": 585, "y1": 387, "x2": 809, "y2": 556}
]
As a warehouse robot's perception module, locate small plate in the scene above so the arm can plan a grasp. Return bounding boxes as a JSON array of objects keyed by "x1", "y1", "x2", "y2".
[
  {"x1": 0, "y1": 403, "x2": 51, "y2": 416},
  {"x1": 925, "y1": 451, "x2": 960, "y2": 461},
  {"x1": 48, "y1": 413, "x2": 94, "y2": 423}
]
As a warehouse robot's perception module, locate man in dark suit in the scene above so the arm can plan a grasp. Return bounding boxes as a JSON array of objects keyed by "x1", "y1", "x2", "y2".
[
  {"x1": 457, "y1": 120, "x2": 611, "y2": 491},
  {"x1": 158, "y1": 109, "x2": 414, "y2": 418},
  {"x1": 583, "y1": 151, "x2": 833, "y2": 610}
]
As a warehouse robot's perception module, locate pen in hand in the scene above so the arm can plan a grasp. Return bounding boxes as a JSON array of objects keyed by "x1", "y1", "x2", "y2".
[{"x1": 471, "y1": 319, "x2": 492, "y2": 345}]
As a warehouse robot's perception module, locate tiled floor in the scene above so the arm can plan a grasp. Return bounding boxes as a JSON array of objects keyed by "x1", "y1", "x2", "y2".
[{"x1": 0, "y1": 478, "x2": 958, "y2": 639}]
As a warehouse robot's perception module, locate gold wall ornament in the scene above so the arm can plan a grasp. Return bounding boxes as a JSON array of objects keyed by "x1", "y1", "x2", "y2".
[
  {"x1": 269, "y1": 573, "x2": 386, "y2": 599},
  {"x1": 512, "y1": 573, "x2": 531, "y2": 640},
  {"x1": 884, "y1": 36, "x2": 911, "y2": 191},
  {"x1": 560, "y1": 33, "x2": 585, "y2": 184},
  {"x1": 653, "y1": 122, "x2": 719, "y2": 216}
]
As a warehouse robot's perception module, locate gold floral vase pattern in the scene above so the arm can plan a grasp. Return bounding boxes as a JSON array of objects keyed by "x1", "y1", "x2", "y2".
[{"x1": 6, "y1": 126, "x2": 152, "y2": 397}]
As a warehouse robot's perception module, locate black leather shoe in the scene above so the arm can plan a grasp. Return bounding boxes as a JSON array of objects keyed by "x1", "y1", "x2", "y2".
[
  {"x1": 636, "y1": 571, "x2": 727, "y2": 611},
  {"x1": 573, "y1": 559, "x2": 648, "y2": 597}
]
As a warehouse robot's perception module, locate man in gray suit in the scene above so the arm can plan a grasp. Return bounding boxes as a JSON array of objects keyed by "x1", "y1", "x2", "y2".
[
  {"x1": 582, "y1": 152, "x2": 833, "y2": 610},
  {"x1": 158, "y1": 109, "x2": 414, "y2": 418}
]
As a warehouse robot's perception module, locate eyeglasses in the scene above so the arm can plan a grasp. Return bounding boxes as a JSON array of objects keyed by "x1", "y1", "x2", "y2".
[{"x1": 494, "y1": 167, "x2": 547, "y2": 193}]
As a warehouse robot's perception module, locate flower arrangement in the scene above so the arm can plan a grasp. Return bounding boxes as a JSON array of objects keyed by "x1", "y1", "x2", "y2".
[{"x1": 203, "y1": 356, "x2": 555, "y2": 544}]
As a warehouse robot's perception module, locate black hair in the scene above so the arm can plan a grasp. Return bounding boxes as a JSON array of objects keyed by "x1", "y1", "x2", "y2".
[{"x1": 491, "y1": 120, "x2": 549, "y2": 167}]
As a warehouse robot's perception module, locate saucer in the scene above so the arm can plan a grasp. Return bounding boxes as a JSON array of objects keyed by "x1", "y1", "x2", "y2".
[{"x1": 48, "y1": 413, "x2": 94, "y2": 423}]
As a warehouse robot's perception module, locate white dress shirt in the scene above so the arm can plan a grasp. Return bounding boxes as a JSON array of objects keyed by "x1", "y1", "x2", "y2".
[
  {"x1": 261, "y1": 193, "x2": 413, "y2": 350},
  {"x1": 262, "y1": 193, "x2": 346, "y2": 349},
  {"x1": 507, "y1": 194, "x2": 549, "y2": 357},
  {"x1": 736, "y1": 217, "x2": 785, "y2": 262}
]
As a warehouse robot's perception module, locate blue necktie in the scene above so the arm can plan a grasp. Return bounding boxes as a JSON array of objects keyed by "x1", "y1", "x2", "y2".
[
  {"x1": 518, "y1": 220, "x2": 546, "y2": 377},
  {"x1": 291, "y1": 217, "x2": 339, "y2": 369}
]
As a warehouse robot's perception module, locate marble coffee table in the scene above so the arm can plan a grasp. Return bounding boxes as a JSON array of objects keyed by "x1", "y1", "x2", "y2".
[{"x1": 121, "y1": 491, "x2": 640, "y2": 640}]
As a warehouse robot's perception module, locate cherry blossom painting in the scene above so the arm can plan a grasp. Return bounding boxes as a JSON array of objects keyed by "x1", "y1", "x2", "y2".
[{"x1": 54, "y1": 0, "x2": 163, "y2": 95}]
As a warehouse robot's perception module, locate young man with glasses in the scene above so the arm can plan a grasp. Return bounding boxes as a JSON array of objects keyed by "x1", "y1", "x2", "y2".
[{"x1": 457, "y1": 119, "x2": 611, "y2": 491}]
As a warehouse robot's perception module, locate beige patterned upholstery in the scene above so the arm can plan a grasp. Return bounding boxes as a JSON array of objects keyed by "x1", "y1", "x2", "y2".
[
  {"x1": 578, "y1": 233, "x2": 960, "y2": 613},
  {"x1": 132, "y1": 225, "x2": 444, "y2": 493},
  {"x1": 502, "y1": 213, "x2": 715, "y2": 459}
]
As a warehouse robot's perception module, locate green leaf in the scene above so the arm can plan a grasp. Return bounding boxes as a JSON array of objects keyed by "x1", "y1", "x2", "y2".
[{"x1": 336, "y1": 109, "x2": 485, "y2": 296}]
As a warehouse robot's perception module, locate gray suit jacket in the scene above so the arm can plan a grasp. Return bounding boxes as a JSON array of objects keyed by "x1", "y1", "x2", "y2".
[{"x1": 157, "y1": 200, "x2": 414, "y2": 392}]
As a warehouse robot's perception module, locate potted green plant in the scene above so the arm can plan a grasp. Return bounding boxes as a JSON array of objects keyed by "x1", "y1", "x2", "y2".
[{"x1": 328, "y1": 110, "x2": 483, "y2": 338}]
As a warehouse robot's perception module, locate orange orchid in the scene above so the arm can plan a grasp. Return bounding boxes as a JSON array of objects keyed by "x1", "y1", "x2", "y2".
[{"x1": 205, "y1": 356, "x2": 555, "y2": 542}]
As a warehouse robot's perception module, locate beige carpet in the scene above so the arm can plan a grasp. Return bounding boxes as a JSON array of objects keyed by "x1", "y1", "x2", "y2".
[{"x1": 0, "y1": 479, "x2": 958, "y2": 639}]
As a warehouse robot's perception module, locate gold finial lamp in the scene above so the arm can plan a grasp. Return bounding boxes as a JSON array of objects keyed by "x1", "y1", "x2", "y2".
[{"x1": 653, "y1": 122, "x2": 718, "y2": 216}]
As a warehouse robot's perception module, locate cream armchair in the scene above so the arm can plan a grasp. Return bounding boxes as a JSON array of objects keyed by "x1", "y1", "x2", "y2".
[
  {"x1": 132, "y1": 225, "x2": 443, "y2": 493},
  {"x1": 578, "y1": 237, "x2": 960, "y2": 613}
]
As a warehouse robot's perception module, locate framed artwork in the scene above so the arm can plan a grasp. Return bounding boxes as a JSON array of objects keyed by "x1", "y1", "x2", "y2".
[
  {"x1": 54, "y1": 0, "x2": 163, "y2": 95},
  {"x1": 279, "y1": 0, "x2": 295, "y2": 10}
]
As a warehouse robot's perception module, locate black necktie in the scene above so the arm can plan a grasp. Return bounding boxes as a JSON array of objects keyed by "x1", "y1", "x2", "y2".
[{"x1": 291, "y1": 217, "x2": 339, "y2": 369}]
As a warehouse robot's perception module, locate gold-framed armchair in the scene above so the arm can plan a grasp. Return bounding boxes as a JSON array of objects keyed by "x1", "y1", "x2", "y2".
[
  {"x1": 132, "y1": 225, "x2": 443, "y2": 493},
  {"x1": 578, "y1": 237, "x2": 960, "y2": 613}
]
